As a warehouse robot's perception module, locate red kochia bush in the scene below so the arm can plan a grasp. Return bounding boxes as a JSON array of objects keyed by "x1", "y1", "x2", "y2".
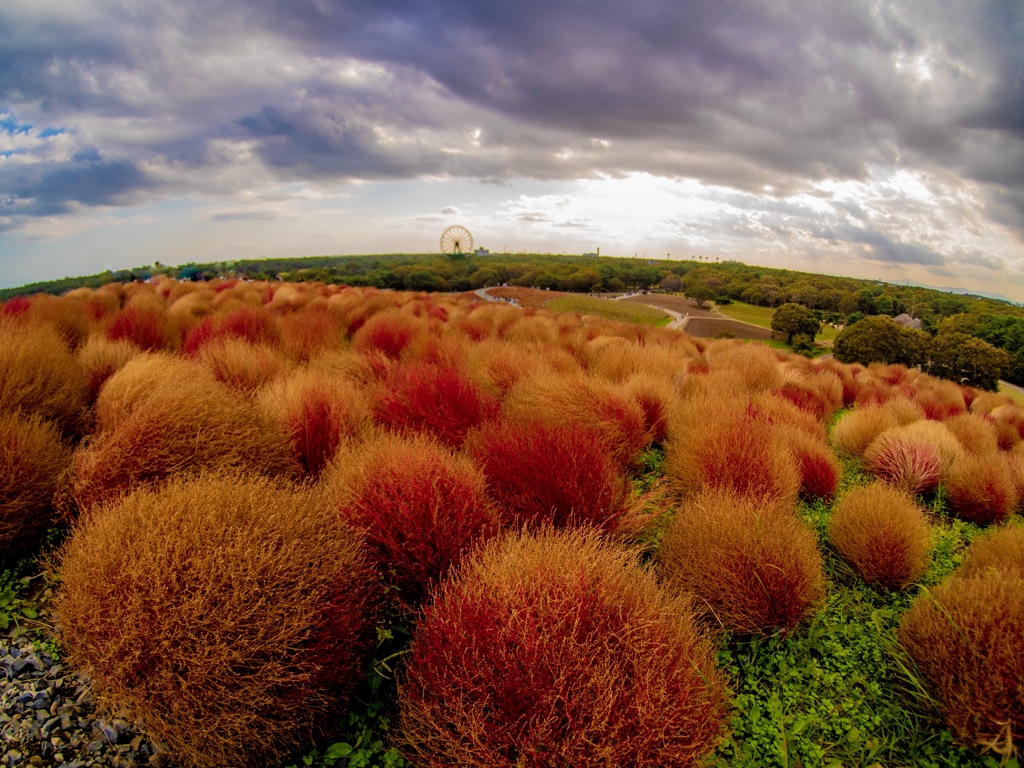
[
  {"x1": 323, "y1": 433, "x2": 500, "y2": 606},
  {"x1": 898, "y1": 571, "x2": 1023, "y2": 754},
  {"x1": 398, "y1": 528, "x2": 729, "y2": 768},
  {"x1": 779, "y1": 426, "x2": 840, "y2": 501},
  {"x1": 656, "y1": 489, "x2": 825, "y2": 635},
  {"x1": 828, "y1": 484, "x2": 931, "y2": 589},
  {"x1": 466, "y1": 420, "x2": 650, "y2": 536},
  {"x1": 104, "y1": 306, "x2": 173, "y2": 351},
  {"x1": 57, "y1": 474, "x2": 381, "y2": 768},
  {"x1": 373, "y1": 361, "x2": 499, "y2": 448}
]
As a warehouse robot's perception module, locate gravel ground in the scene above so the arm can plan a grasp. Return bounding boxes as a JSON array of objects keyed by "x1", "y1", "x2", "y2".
[{"x1": 2, "y1": 633, "x2": 166, "y2": 768}]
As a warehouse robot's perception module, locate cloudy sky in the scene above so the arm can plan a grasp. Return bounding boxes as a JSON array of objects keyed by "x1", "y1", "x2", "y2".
[{"x1": 1, "y1": 0, "x2": 1023, "y2": 300}]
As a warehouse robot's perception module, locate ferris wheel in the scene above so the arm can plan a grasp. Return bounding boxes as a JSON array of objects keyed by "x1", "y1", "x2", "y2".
[{"x1": 440, "y1": 225, "x2": 474, "y2": 256}]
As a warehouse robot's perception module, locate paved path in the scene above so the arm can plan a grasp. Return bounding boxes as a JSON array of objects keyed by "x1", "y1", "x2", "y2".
[{"x1": 473, "y1": 287, "x2": 521, "y2": 307}]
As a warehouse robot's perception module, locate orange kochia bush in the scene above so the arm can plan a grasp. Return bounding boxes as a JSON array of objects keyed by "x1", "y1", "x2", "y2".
[
  {"x1": 828, "y1": 484, "x2": 931, "y2": 589},
  {"x1": 398, "y1": 527, "x2": 729, "y2": 768}
]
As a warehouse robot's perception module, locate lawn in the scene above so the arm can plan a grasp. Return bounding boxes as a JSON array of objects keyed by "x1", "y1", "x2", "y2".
[
  {"x1": 999, "y1": 381, "x2": 1024, "y2": 404},
  {"x1": 545, "y1": 294, "x2": 671, "y2": 326},
  {"x1": 717, "y1": 301, "x2": 840, "y2": 345}
]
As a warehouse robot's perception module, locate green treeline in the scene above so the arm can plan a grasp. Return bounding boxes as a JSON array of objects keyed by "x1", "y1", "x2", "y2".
[{"x1": 3, "y1": 252, "x2": 1023, "y2": 385}]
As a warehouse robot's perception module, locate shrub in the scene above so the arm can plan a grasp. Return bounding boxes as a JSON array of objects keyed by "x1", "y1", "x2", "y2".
[
  {"x1": 0, "y1": 318, "x2": 88, "y2": 435},
  {"x1": 704, "y1": 341, "x2": 783, "y2": 393},
  {"x1": 398, "y1": 527, "x2": 729, "y2": 768},
  {"x1": 830, "y1": 406, "x2": 899, "y2": 459},
  {"x1": 944, "y1": 412, "x2": 999, "y2": 455},
  {"x1": 862, "y1": 427, "x2": 943, "y2": 495},
  {"x1": 898, "y1": 572, "x2": 1023, "y2": 754},
  {"x1": 104, "y1": 305, "x2": 174, "y2": 352},
  {"x1": 502, "y1": 371, "x2": 653, "y2": 465},
  {"x1": 278, "y1": 306, "x2": 345, "y2": 361},
  {"x1": 666, "y1": 397, "x2": 801, "y2": 508},
  {"x1": 196, "y1": 338, "x2": 290, "y2": 394},
  {"x1": 72, "y1": 376, "x2": 298, "y2": 509},
  {"x1": 0, "y1": 411, "x2": 71, "y2": 558},
  {"x1": 465, "y1": 420, "x2": 650, "y2": 536},
  {"x1": 959, "y1": 524, "x2": 1024, "y2": 580},
  {"x1": 373, "y1": 361, "x2": 499, "y2": 448},
  {"x1": 780, "y1": 427, "x2": 840, "y2": 501},
  {"x1": 182, "y1": 305, "x2": 280, "y2": 355},
  {"x1": 93, "y1": 353, "x2": 218, "y2": 432},
  {"x1": 895, "y1": 419, "x2": 964, "y2": 477},
  {"x1": 657, "y1": 489, "x2": 826, "y2": 634},
  {"x1": 258, "y1": 370, "x2": 372, "y2": 478},
  {"x1": 622, "y1": 373, "x2": 678, "y2": 445},
  {"x1": 351, "y1": 308, "x2": 422, "y2": 359},
  {"x1": 828, "y1": 484, "x2": 931, "y2": 589},
  {"x1": 56, "y1": 474, "x2": 381, "y2": 768},
  {"x1": 323, "y1": 433, "x2": 499, "y2": 606},
  {"x1": 945, "y1": 453, "x2": 1018, "y2": 526},
  {"x1": 76, "y1": 336, "x2": 141, "y2": 404}
]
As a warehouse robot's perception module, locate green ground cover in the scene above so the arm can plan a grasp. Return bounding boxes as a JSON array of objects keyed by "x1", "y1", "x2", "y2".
[{"x1": 544, "y1": 295, "x2": 671, "y2": 326}]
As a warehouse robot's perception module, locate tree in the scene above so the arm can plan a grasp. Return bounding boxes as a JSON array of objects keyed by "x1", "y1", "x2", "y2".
[
  {"x1": 771, "y1": 303, "x2": 820, "y2": 344},
  {"x1": 927, "y1": 333, "x2": 1010, "y2": 391},
  {"x1": 684, "y1": 283, "x2": 716, "y2": 308},
  {"x1": 834, "y1": 316, "x2": 930, "y2": 367}
]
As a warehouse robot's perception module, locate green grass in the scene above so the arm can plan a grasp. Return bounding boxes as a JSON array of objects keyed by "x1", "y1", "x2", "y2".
[
  {"x1": 998, "y1": 382, "x2": 1024, "y2": 404},
  {"x1": 718, "y1": 301, "x2": 840, "y2": 346},
  {"x1": 544, "y1": 295, "x2": 670, "y2": 326},
  {"x1": 717, "y1": 300, "x2": 774, "y2": 328}
]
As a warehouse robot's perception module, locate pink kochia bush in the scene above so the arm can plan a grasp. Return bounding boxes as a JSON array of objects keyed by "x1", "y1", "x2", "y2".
[
  {"x1": 862, "y1": 427, "x2": 943, "y2": 495},
  {"x1": 397, "y1": 527, "x2": 729, "y2": 768}
]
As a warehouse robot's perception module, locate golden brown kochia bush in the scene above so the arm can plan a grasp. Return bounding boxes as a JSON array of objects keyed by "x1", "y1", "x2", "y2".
[
  {"x1": 828, "y1": 484, "x2": 931, "y2": 589},
  {"x1": 656, "y1": 489, "x2": 825, "y2": 635},
  {"x1": 0, "y1": 318, "x2": 88, "y2": 435},
  {"x1": 830, "y1": 406, "x2": 899, "y2": 459},
  {"x1": 76, "y1": 336, "x2": 141, "y2": 404},
  {"x1": 0, "y1": 411, "x2": 71, "y2": 557},
  {"x1": 56, "y1": 474, "x2": 381, "y2": 768},
  {"x1": 196, "y1": 338, "x2": 290, "y2": 394},
  {"x1": 898, "y1": 572, "x2": 1023, "y2": 754},
  {"x1": 944, "y1": 413, "x2": 1000, "y2": 456},
  {"x1": 93, "y1": 353, "x2": 218, "y2": 432},
  {"x1": 945, "y1": 453, "x2": 1018, "y2": 526},
  {"x1": 398, "y1": 527, "x2": 729, "y2": 768},
  {"x1": 502, "y1": 370, "x2": 653, "y2": 465},
  {"x1": 959, "y1": 524, "x2": 1024, "y2": 580},
  {"x1": 72, "y1": 375, "x2": 298, "y2": 509}
]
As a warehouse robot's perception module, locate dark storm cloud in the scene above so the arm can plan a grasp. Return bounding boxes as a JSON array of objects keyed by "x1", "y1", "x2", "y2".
[{"x1": 0, "y1": 0, "x2": 1022, "y2": 270}]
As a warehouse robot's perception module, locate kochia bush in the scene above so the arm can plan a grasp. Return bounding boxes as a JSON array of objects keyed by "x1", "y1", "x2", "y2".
[
  {"x1": 398, "y1": 527, "x2": 729, "y2": 768},
  {"x1": 465, "y1": 420, "x2": 650, "y2": 536},
  {"x1": 323, "y1": 432, "x2": 499, "y2": 606},
  {"x1": 828, "y1": 484, "x2": 931, "y2": 589},
  {"x1": 56, "y1": 474, "x2": 381, "y2": 768},
  {"x1": 657, "y1": 489, "x2": 826, "y2": 635}
]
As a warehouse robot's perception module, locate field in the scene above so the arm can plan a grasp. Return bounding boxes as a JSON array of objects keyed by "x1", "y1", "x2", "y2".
[
  {"x1": 1, "y1": 279, "x2": 1022, "y2": 768},
  {"x1": 717, "y1": 300, "x2": 841, "y2": 344},
  {"x1": 544, "y1": 295, "x2": 671, "y2": 326}
]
